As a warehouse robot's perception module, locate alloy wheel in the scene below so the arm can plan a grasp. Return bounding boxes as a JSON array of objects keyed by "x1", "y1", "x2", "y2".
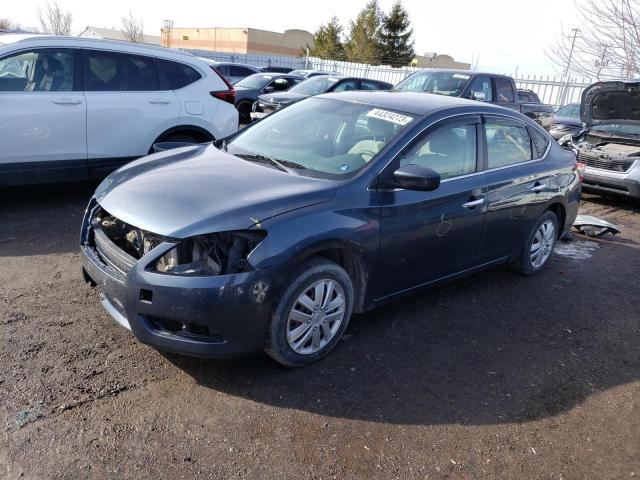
[
  {"x1": 286, "y1": 279, "x2": 346, "y2": 355},
  {"x1": 530, "y1": 220, "x2": 556, "y2": 269}
]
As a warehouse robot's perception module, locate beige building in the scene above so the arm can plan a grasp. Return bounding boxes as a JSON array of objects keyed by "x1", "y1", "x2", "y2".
[
  {"x1": 161, "y1": 26, "x2": 313, "y2": 57},
  {"x1": 412, "y1": 52, "x2": 471, "y2": 70},
  {"x1": 79, "y1": 26, "x2": 161, "y2": 46}
]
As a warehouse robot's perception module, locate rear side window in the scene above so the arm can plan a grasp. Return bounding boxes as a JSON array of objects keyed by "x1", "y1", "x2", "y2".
[
  {"x1": 494, "y1": 78, "x2": 515, "y2": 103},
  {"x1": 400, "y1": 122, "x2": 478, "y2": 180},
  {"x1": 0, "y1": 48, "x2": 74, "y2": 92},
  {"x1": 157, "y1": 59, "x2": 201, "y2": 89},
  {"x1": 332, "y1": 79, "x2": 359, "y2": 92},
  {"x1": 230, "y1": 65, "x2": 255, "y2": 77},
  {"x1": 360, "y1": 80, "x2": 387, "y2": 91},
  {"x1": 485, "y1": 120, "x2": 532, "y2": 168},
  {"x1": 85, "y1": 50, "x2": 159, "y2": 91},
  {"x1": 530, "y1": 128, "x2": 550, "y2": 158}
]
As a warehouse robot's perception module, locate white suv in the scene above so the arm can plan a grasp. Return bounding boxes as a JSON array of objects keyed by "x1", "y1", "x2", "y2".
[{"x1": 0, "y1": 35, "x2": 239, "y2": 186}]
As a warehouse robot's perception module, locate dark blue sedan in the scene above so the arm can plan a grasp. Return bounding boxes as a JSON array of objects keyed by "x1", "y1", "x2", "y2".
[{"x1": 80, "y1": 91, "x2": 581, "y2": 366}]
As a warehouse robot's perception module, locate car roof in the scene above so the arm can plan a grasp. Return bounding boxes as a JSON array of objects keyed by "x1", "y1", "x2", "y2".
[
  {"x1": 406, "y1": 68, "x2": 509, "y2": 79},
  {"x1": 0, "y1": 34, "x2": 198, "y2": 61},
  {"x1": 315, "y1": 90, "x2": 517, "y2": 116},
  {"x1": 210, "y1": 61, "x2": 259, "y2": 69}
]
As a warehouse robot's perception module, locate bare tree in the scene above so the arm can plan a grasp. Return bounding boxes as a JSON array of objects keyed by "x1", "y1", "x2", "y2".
[
  {"x1": 547, "y1": 0, "x2": 640, "y2": 79},
  {"x1": 121, "y1": 11, "x2": 144, "y2": 43},
  {"x1": 38, "y1": 1, "x2": 72, "y2": 36},
  {"x1": 0, "y1": 18, "x2": 15, "y2": 30}
]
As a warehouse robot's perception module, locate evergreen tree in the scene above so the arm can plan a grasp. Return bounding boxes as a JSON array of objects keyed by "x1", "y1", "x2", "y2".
[
  {"x1": 380, "y1": 1, "x2": 415, "y2": 67},
  {"x1": 345, "y1": 0, "x2": 384, "y2": 64},
  {"x1": 308, "y1": 16, "x2": 345, "y2": 60}
]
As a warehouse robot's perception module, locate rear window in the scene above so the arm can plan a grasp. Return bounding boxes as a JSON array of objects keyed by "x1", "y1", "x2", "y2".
[
  {"x1": 530, "y1": 128, "x2": 550, "y2": 158},
  {"x1": 157, "y1": 59, "x2": 201, "y2": 89}
]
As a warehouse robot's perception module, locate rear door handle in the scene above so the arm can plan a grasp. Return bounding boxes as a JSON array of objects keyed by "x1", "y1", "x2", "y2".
[
  {"x1": 530, "y1": 184, "x2": 547, "y2": 193},
  {"x1": 148, "y1": 99, "x2": 171, "y2": 104},
  {"x1": 462, "y1": 198, "x2": 485, "y2": 209},
  {"x1": 53, "y1": 98, "x2": 83, "y2": 105}
]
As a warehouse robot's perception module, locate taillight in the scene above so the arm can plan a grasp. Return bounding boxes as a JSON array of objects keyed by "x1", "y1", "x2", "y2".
[
  {"x1": 575, "y1": 161, "x2": 586, "y2": 183},
  {"x1": 210, "y1": 66, "x2": 236, "y2": 105}
]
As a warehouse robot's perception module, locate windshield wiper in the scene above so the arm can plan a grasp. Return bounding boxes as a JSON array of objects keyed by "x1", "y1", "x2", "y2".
[{"x1": 234, "y1": 153, "x2": 304, "y2": 174}]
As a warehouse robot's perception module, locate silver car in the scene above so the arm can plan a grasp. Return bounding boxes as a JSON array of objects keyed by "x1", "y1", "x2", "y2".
[{"x1": 564, "y1": 81, "x2": 640, "y2": 199}]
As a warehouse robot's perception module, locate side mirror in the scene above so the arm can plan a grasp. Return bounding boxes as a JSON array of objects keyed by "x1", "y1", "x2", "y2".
[
  {"x1": 472, "y1": 91, "x2": 486, "y2": 101},
  {"x1": 393, "y1": 164, "x2": 441, "y2": 191},
  {"x1": 264, "y1": 86, "x2": 275, "y2": 93}
]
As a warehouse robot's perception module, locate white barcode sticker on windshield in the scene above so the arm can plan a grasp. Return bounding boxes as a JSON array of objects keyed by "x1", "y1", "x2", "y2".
[
  {"x1": 366, "y1": 108, "x2": 413, "y2": 126},
  {"x1": 453, "y1": 74, "x2": 471, "y2": 80}
]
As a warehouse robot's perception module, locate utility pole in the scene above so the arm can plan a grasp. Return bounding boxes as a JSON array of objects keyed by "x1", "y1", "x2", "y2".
[{"x1": 560, "y1": 28, "x2": 580, "y2": 106}]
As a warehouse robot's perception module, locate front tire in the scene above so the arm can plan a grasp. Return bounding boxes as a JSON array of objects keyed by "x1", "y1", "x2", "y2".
[
  {"x1": 512, "y1": 210, "x2": 559, "y2": 276},
  {"x1": 265, "y1": 258, "x2": 354, "y2": 367}
]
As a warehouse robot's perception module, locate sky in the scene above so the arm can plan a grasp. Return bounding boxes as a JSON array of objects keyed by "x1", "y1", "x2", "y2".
[{"x1": 4, "y1": 0, "x2": 581, "y2": 75}]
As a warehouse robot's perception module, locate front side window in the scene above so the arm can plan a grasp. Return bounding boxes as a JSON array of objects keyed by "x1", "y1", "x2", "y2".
[
  {"x1": 486, "y1": 120, "x2": 532, "y2": 168},
  {"x1": 0, "y1": 49, "x2": 73, "y2": 92},
  {"x1": 267, "y1": 77, "x2": 294, "y2": 91},
  {"x1": 394, "y1": 71, "x2": 471, "y2": 97},
  {"x1": 85, "y1": 50, "x2": 158, "y2": 91},
  {"x1": 226, "y1": 98, "x2": 415, "y2": 179},
  {"x1": 157, "y1": 59, "x2": 201, "y2": 90},
  {"x1": 468, "y1": 75, "x2": 493, "y2": 102},
  {"x1": 400, "y1": 122, "x2": 477, "y2": 180},
  {"x1": 494, "y1": 78, "x2": 515, "y2": 103}
]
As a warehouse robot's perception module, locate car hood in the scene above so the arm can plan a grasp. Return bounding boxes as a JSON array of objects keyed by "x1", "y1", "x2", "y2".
[
  {"x1": 552, "y1": 115, "x2": 582, "y2": 127},
  {"x1": 94, "y1": 144, "x2": 336, "y2": 238},
  {"x1": 259, "y1": 92, "x2": 309, "y2": 105},
  {"x1": 581, "y1": 80, "x2": 640, "y2": 127}
]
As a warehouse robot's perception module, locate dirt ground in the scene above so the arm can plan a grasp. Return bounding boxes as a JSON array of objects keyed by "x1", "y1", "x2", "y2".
[{"x1": 1, "y1": 184, "x2": 639, "y2": 480}]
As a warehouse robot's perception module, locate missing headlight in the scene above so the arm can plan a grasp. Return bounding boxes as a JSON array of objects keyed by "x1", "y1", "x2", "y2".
[{"x1": 153, "y1": 231, "x2": 267, "y2": 276}]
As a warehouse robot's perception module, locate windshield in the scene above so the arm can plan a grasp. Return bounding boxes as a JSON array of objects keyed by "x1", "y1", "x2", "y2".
[
  {"x1": 234, "y1": 73, "x2": 275, "y2": 89},
  {"x1": 394, "y1": 71, "x2": 471, "y2": 97},
  {"x1": 289, "y1": 76, "x2": 341, "y2": 96},
  {"x1": 556, "y1": 104, "x2": 580, "y2": 118},
  {"x1": 226, "y1": 97, "x2": 415, "y2": 179}
]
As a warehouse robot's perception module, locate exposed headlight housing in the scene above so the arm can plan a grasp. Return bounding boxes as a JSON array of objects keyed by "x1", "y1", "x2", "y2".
[
  {"x1": 153, "y1": 230, "x2": 267, "y2": 276},
  {"x1": 552, "y1": 124, "x2": 568, "y2": 130}
]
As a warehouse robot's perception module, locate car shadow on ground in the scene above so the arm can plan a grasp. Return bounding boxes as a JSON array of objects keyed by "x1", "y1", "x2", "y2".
[
  {"x1": 0, "y1": 183, "x2": 97, "y2": 257},
  {"x1": 167, "y1": 237, "x2": 640, "y2": 426}
]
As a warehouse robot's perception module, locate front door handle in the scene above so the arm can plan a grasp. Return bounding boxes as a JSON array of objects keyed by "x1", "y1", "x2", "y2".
[
  {"x1": 53, "y1": 98, "x2": 83, "y2": 105},
  {"x1": 530, "y1": 184, "x2": 547, "y2": 193},
  {"x1": 462, "y1": 198, "x2": 485, "y2": 209},
  {"x1": 148, "y1": 99, "x2": 171, "y2": 104}
]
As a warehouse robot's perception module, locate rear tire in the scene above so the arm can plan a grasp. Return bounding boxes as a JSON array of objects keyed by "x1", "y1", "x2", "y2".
[
  {"x1": 512, "y1": 210, "x2": 559, "y2": 276},
  {"x1": 265, "y1": 258, "x2": 354, "y2": 367}
]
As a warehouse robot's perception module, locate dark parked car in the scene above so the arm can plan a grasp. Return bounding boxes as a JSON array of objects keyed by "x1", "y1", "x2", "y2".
[
  {"x1": 562, "y1": 81, "x2": 640, "y2": 199},
  {"x1": 517, "y1": 89, "x2": 542, "y2": 103},
  {"x1": 289, "y1": 69, "x2": 340, "y2": 78},
  {"x1": 260, "y1": 66, "x2": 294, "y2": 74},
  {"x1": 395, "y1": 70, "x2": 554, "y2": 129},
  {"x1": 81, "y1": 91, "x2": 581, "y2": 367},
  {"x1": 233, "y1": 72, "x2": 303, "y2": 123},
  {"x1": 199, "y1": 59, "x2": 261, "y2": 84},
  {"x1": 251, "y1": 76, "x2": 392, "y2": 121},
  {"x1": 549, "y1": 103, "x2": 582, "y2": 140}
]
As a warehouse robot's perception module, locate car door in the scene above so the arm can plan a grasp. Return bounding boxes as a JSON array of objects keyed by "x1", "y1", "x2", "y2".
[
  {"x1": 478, "y1": 116, "x2": 551, "y2": 263},
  {"x1": 375, "y1": 116, "x2": 488, "y2": 298},
  {"x1": 83, "y1": 49, "x2": 179, "y2": 175},
  {"x1": 0, "y1": 48, "x2": 86, "y2": 172}
]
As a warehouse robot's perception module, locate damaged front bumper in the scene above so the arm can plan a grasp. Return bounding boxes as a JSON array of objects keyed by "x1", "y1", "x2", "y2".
[{"x1": 80, "y1": 204, "x2": 281, "y2": 359}]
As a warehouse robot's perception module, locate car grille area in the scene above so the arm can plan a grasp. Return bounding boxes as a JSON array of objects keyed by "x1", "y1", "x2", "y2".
[
  {"x1": 578, "y1": 151, "x2": 636, "y2": 173},
  {"x1": 88, "y1": 207, "x2": 165, "y2": 274}
]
